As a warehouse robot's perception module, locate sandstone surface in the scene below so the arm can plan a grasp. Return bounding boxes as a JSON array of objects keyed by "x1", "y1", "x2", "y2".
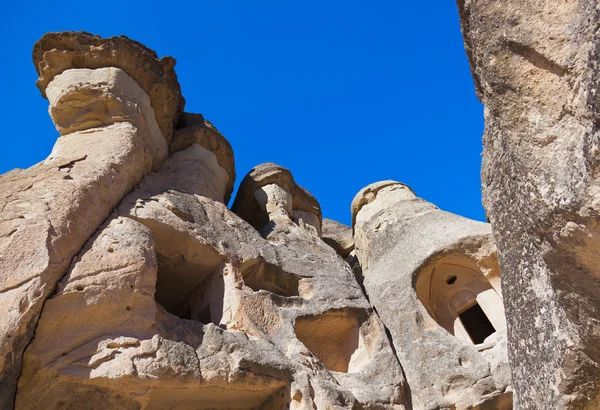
[
  {"x1": 33, "y1": 31, "x2": 184, "y2": 140},
  {"x1": 170, "y1": 113, "x2": 236, "y2": 203},
  {"x1": 16, "y1": 148, "x2": 410, "y2": 408},
  {"x1": 231, "y1": 163, "x2": 322, "y2": 233},
  {"x1": 321, "y1": 218, "x2": 354, "y2": 258},
  {"x1": 0, "y1": 46, "x2": 178, "y2": 407}
]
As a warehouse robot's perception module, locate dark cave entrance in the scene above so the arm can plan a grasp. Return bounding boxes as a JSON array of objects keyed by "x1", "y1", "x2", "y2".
[{"x1": 458, "y1": 303, "x2": 496, "y2": 344}]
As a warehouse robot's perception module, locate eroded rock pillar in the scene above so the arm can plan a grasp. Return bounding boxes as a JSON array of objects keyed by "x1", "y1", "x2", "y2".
[
  {"x1": 0, "y1": 32, "x2": 182, "y2": 406},
  {"x1": 353, "y1": 181, "x2": 511, "y2": 410},
  {"x1": 457, "y1": 1, "x2": 600, "y2": 407}
]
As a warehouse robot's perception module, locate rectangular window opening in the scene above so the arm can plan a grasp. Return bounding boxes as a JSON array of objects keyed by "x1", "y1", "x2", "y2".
[{"x1": 458, "y1": 303, "x2": 496, "y2": 344}]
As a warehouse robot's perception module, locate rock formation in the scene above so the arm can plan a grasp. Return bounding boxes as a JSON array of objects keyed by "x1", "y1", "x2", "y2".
[
  {"x1": 457, "y1": 1, "x2": 600, "y2": 408},
  {"x1": 3, "y1": 32, "x2": 413, "y2": 409},
  {"x1": 0, "y1": 32, "x2": 179, "y2": 408},
  {"x1": 4, "y1": 9, "x2": 600, "y2": 406},
  {"x1": 352, "y1": 181, "x2": 511, "y2": 409}
]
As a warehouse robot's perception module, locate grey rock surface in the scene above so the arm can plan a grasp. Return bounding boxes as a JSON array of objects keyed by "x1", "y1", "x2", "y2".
[{"x1": 457, "y1": 0, "x2": 600, "y2": 407}]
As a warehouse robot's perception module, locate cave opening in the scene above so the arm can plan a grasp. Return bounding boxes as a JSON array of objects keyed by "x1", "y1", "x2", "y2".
[
  {"x1": 294, "y1": 311, "x2": 371, "y2": 373},
  {"x1": 239, "y1": 258, "x2": 299, "y2": 297},
  {"x1": 458, "y1": 303, "x2": 496, "y2": 344},
  {"x1": 415, "y1": 255, "x2": 507, "y2": 345},
  {"x1": 154, "y1": 252, "x2": 224, "y2": 326}
]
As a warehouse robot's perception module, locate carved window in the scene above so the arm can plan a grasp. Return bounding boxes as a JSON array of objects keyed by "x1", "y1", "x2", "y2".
[{"x1": 416, "y1": 256, "x2": 506, "y2": 345}]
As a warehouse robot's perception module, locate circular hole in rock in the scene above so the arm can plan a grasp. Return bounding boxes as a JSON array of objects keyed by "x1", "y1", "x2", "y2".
[
  {"x1": 75, "y1": 285, "x2": 85, "y2": 292},
  {"x1": 446, "y1": 275, "x2": 457, "y2": 285}
]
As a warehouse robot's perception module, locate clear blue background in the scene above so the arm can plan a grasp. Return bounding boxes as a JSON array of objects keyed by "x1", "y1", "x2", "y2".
[{"x1": 0, "y1": 1, "x2": 484, "y2": 226}]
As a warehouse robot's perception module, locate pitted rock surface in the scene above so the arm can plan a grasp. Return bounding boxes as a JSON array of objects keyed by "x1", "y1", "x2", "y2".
[{"x1": 458, "y1": 1, "x2": 600, "y2": 408}]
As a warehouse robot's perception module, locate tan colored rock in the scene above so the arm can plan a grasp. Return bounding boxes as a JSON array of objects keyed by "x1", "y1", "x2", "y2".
[
  {"x1": 353, "y1": 181, "x2": 511, "y2": 410},
  {"x1": 457, "y1": 1, "x2": 600, "y2": 407},
  {"x1": 231, "y1": 162, "x2": 322, "y2": 232},
  {"x1": 17, "y1": 22, "x2": 600, "y2": 408},
  {"x1": 127, "y1": 139, "x2": 230, "y2": 205},
  {"x1": 170, "y1": 113, "x2": 236, "y2": 203},
  {"x1": 16, "y1": 216, "x2": 294, "y2": 410},
  {"x1": 3, "y1": 30, "x2": 413, "y2": 410},
  {"x1": 321, "y1": 218, "x2": 354, "y2": 258},
  {"x1": 0, "y1": 60, "x2": 170, "y2": 406},
  {"x1": 16, "y1": 149, "x2": 410, "y2": 408},
  {"x1": 33, "y1": 31, "x2": 184, "y2": 141},
  {"x1": 232, "y1": 166, "x2": 410, "y2": 408},
  {"x1": 351, "y1": 180, "x2": 414, "y2": 232}
]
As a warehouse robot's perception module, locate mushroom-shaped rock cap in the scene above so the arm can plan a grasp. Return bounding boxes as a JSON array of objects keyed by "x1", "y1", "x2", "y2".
[
  {"x1": 232, "y1": 162, "x2": 322, "y2": 230},
  {"x1": 351, "y1": 180, "x2": 416, "y2": 230},
  {"x1": 170, "y1": 113, "x2": 236, "y2": 203},
  {"x1": 33, "y1": 31, "x2": 184, "y2": 141}
]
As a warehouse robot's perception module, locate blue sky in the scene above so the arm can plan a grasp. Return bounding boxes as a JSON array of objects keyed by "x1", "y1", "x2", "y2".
[{"x1": 1, "y1": 1, "x2": 484, "y2": 226}]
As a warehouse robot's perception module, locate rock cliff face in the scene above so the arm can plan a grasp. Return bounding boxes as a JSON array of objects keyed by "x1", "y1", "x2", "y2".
[
  {"x1": 5, "y1": 12, "x2": 600, "y2": 408},
  {"x1": 457, "y1": 1, "x2": 600, "y2": 408}
]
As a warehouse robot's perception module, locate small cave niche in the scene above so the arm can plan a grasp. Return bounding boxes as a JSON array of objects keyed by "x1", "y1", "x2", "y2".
[
  {"x1": 415, "y1": 255, "x2": 507, "y2": 345},
  {"x1": 155, "y1": 252, "x2": 225, "y2": 325},
  {"x1": 294, "y1": 311, "x2": 370, "y2": 373},
  {"x1": 239, "y1": 258, "x2": 299, "y2": 297}
]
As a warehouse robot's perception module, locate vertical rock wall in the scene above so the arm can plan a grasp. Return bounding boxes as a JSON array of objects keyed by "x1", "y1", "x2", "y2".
[{"x1": 457, "y1": 1, "x2": 600, "y2": 408}]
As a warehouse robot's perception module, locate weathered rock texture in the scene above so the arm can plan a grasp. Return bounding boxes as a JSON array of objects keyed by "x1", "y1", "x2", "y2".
[
  {"x1": 322, "y1": 218, "x2": 354, "y2": 258},
  {"x1": 229, "y1": 163, "x2": 410, "y2": 408},
  {"x1": 0, "y1": 31, "x2": 182, "y2": 408},
  {"x1": 8, "y1": 19, "x2": 600, "y2": 408},
  {"x1": 353, "y1": 181, "x2": 511, "y2": 410},
  {"x1": 15, "y1": 155, "x2": 410, "y2": 408},
  {"x1": 33, "y1": 31, "x2": 184, "y2": 140},
  {"x1": 457, "y1": 1, "x2": 600, "y2": 408},
  {"x1": 170, "y1": 113, "x2": 236, "y2": 203},
  {"x1": 232, "y1": 162, "x2": 322, "y2": 233},
  {"x1": 4, "y1": 32, "x2": 412, "y2": 409}
]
